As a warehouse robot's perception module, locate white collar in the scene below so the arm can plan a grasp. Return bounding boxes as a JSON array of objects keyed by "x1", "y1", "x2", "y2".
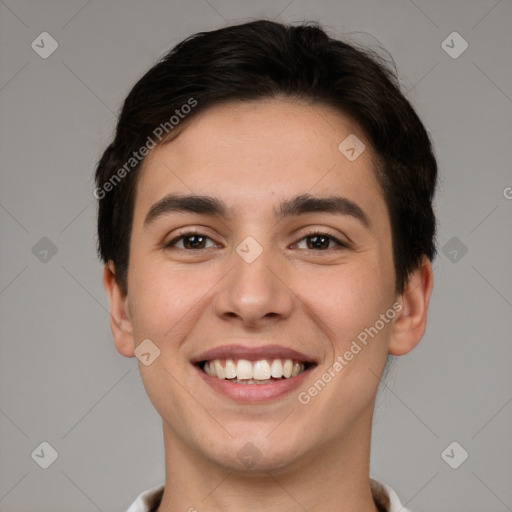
[{"x1": 126, "y1": 479, "x2": 411, "y2": 512}]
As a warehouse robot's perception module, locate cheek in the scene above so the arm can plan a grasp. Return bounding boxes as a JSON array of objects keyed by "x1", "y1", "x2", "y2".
[
  {"x1": 127, "y1": 259, "x2": 203, "y2": 343},
  {"x1": 127, "y1": 259, "x2": 238, "y2": 371},
  {"x1": 304, "y1": 262, "x2": 394, "y2": 357}
]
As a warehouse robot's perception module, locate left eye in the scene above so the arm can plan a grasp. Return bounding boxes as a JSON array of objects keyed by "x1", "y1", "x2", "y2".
[{"x1": 295, "y1": 232, "x2": 346, "y2": 250}]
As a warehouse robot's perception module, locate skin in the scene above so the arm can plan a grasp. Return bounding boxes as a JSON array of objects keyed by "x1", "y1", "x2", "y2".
[{"x1": 103, "y1": 98, "x2": 433, "y2": 512}]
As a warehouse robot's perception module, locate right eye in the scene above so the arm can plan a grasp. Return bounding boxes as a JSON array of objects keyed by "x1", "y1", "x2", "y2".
[{"x1": 164, "y1": 230, "x2": 218, "y2": 251}]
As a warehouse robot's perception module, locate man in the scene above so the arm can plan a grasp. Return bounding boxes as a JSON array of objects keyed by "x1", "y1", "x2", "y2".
[{"x1": 96, "y1": 20, "x2": 436, "y2": 512}]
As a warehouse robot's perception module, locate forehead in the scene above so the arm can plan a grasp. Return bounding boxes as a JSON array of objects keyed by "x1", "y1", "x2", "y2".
[
  {"x1": 152, "y1": 98, "x2": 371, "y2": 171},
  {"x1": 134, "y1": 99, "x2": 388, "y2": 229}
]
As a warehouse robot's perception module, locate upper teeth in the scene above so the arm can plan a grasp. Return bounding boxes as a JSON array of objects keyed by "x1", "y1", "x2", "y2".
[{"x1": 203, "y1": 358, "x2": 305, "y2": 380}]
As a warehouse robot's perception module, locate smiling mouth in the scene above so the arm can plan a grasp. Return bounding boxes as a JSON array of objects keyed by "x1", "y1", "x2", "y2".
[{"x1": 200, "y1": 358, "x2": 313, "y2": 384}]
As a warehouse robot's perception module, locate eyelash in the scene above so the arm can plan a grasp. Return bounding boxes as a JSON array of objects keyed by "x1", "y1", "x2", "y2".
[{"x1": 164, "y1": 229, "x2": 349, "y2": 252}]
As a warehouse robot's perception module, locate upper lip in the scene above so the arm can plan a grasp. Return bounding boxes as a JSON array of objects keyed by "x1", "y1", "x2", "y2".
[{"x1": 191, "y1": 344, "x2": 317, "y2": 364}]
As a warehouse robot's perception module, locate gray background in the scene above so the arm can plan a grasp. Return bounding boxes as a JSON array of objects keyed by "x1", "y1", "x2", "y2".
[{"x1": 1, "y1": 1, "x2": 511, "y2": 511}]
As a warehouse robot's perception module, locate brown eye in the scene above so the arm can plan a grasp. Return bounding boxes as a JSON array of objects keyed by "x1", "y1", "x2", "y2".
[
  {"x1": 165, "y1": 232, "x2": 216, "y2": 250},
  {"x1": 296, "y1": 231, "x2": 348, "y2": 251}
]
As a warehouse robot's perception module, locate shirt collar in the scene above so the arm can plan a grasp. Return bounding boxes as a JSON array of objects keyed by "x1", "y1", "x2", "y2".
[{"x1": 126, "y1": 479, "x2": 410, "y2": 512}]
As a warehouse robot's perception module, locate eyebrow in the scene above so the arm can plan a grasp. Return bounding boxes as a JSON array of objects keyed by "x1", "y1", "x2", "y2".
[{"x1": 144, "y1": 193, "x2": 370, "y2": 228}]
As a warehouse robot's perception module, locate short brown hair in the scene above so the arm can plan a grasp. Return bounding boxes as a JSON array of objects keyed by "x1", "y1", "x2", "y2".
[{"x1": 95, "y1": 19, "x2": 437, "y2": 294}]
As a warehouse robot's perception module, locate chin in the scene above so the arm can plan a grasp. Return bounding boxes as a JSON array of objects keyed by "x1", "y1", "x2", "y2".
[{"x1": 200, "y1": 428, "x2": 310, "y2": 474}]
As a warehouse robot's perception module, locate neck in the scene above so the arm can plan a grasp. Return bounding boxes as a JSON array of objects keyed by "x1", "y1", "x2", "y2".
[{"x1": 156, "y1": 406, "x2": 379, "y2": 512}]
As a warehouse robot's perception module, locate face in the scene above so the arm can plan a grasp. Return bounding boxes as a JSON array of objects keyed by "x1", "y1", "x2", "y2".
[{"x1": 106, "y1": 98, "x2": 429, "y2": 473}]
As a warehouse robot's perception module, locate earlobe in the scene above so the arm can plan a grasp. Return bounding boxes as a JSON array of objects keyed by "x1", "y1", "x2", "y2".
[
  {"x1": 102, "y1": 262, "x2": 135, "y2": 358},
  {"x1": 388, "y1": 256, "x2": 434, "y2": 356}
]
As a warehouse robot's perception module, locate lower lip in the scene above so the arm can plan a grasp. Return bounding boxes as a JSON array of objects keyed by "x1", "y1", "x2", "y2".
[{"x1": 195, "y1": 365, "x2": 313, "y2": 402}]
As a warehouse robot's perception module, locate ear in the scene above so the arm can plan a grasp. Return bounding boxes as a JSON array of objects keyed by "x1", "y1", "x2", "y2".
[
  {"x1": 103, "y1": 261, "x2": 135, "y2": 358},
  {"x1": 388, "y1": 256, "x2": 434, "y2": 356}
]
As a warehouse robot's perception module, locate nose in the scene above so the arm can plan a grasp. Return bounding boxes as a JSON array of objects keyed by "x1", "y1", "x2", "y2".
[{"x1": 213, "y1": 242, "x2": 294, "y2": 329}]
